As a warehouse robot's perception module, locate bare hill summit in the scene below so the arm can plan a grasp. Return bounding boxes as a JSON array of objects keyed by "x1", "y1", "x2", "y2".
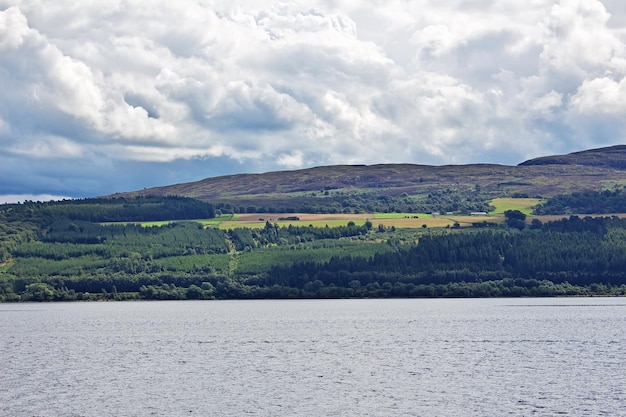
[{"x1": 111, "y1": 145, "x2": 626, "y2": 213}]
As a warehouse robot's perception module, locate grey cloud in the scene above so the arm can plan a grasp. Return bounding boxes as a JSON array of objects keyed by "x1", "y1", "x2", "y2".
[{"x1": 206, "y1": 82, "x2": 304, "y2": 132}]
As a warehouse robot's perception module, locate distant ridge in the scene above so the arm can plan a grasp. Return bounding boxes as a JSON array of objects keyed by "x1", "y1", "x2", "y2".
[
  {"x1": 519, "y1": 145, "x2": 626, "y2": 169},
  {"x1": 110, "y1": 145, "x2": 626, "y2": 210}
]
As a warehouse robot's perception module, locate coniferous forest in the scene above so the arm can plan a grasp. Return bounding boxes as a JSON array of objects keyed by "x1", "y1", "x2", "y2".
[{"x1": 2, "y1": 195, "x2": 626, "y2": 301}]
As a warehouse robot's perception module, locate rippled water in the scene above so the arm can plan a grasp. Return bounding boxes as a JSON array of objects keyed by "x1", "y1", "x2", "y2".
[{"x1": 1, "y1": 298, "x2": 625, "y2": 416}]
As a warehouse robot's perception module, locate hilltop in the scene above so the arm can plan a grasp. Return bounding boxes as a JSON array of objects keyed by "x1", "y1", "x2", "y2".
[
  {"x1": 519, "y1": 145, "x2": 626, "y2": 169},
  {"x1": 110, "y1": 145, "x2": 626, "y2": 213}
]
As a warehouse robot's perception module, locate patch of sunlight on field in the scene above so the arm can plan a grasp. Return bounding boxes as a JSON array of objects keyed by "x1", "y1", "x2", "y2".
[
  {"x1": 197, "y1": 219, "x2": 224, "y2": 227},
  {"x1": 372, "y1": 215, "x2": 503, "y2": 228},
  {"x1": 601, "y1": 180, "x2": 626, "y2": 190},
  {"x1": 219, "y1": 213, "x2": 511, "y2": 229},
  {"x1": 219, "y1": 219, "x2": 369, "y2": 229},
  {"x1": 283, "y1": 220, "x2": 366, "y2": 228},
  {"x1": 102, "y1": 212, "x2": 508, "y2": 230},
  {"x1": 219, "y1": 221, "x2": 266, "y2": 229},
  {"x1": 372, "y1": 218, "x2": 452, "y2": 228},
  {"x1": 140, "y1": 221, "x2": 175, "y2": 227},
  {"x1": 141, "y1": 219, "x2": 226, "y2": 227},
  {"x1": 490, "y1": 198, "x2": 541, "y2": 215},
  {"x1": 100, "y1": 220, "x2": 175, "y2": 227},
  {"x1": 373, "y1": 213, "x2": 429, "y2": 219},
  {"x1": 101, "y1": 216, "x2": 230, "y2": 227}
]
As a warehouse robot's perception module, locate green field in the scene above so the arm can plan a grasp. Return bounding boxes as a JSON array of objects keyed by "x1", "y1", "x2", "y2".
[
  {"x1": 102, "y1": 214, "x2": 232, "y2": 228},
  {"x1": 373, "y1": 213, "x2": 428, "y2": 219},
  {"x1": 489, "y1": 198, "x2": 541, "y2": 215}
]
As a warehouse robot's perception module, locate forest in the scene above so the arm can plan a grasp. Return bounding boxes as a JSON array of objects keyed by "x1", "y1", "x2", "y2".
[
  {"x1": 268, "y1": 216, "x2": 626, "y2": 292},
  {"x1": 2, "y1": 193, "x2": 626, "y2": 301},
  {"x1": 534, "y1": 188, "x2": 626, "y2": 215},
  {"x1": 2, "y1": 195, "x2": 216, "y2": 223}
]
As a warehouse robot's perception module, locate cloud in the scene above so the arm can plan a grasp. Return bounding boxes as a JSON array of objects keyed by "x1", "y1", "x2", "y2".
[
  {"x1": 566, "y1": 75, "x2": 626, "y2": 147},
  {"x1": 542, "y1": 0, "x2": 626, "y2": 78},
  {"x1": 276, "y1": 150, "x2": 305, "y2": 168},
  {"x1": 570, "y1": 76, "x2": 626, "y2": 113},
  {"x1": 0, "y1": 194, "x2": 73, "y2": 204},
  {"x1": 1, "y1": 0, "x2": 625, "y2": 198}
]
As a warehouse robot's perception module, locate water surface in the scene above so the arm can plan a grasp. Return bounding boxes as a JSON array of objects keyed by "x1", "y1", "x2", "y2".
[{"x1": 1, "y1": 298, "x2": 625, "y2": 416}]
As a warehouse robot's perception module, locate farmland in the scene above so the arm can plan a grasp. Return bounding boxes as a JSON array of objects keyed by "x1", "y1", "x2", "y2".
[
  {"x1": 125, "y1": 207, "x2": 563, "y2": 230},
  {"x1": 110, "y1": 203, "x2": 506, "y2": 228},
  {"x1": 96, "y1": 197, "x2": 591, "y2": 231}
]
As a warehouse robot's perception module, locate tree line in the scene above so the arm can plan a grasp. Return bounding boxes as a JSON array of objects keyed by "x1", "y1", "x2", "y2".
[
  {"x1": 1, "y1": 196, "x2": 216, "y2": 224},
  {"x1": 214, "y1": 186, "x2": 492, "y2": 215}
]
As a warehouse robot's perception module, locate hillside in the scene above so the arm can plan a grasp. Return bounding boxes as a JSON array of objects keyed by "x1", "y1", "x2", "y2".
[
  {"x1": 110, "y1": 145, "x2": 626, "y2": 213},
  {"x1": 4, "y1": 147, "x2": 626, "y2": 302}
]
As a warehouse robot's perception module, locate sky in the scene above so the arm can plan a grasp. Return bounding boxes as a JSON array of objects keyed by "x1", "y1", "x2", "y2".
[{"x1": 1, "y1": 0, "x2": 626, "y2": 203}]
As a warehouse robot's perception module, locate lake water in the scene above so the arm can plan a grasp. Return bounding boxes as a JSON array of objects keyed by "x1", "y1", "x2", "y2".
[{"x1": 1, "y1": 298, "x2": 625, "y2": 416}]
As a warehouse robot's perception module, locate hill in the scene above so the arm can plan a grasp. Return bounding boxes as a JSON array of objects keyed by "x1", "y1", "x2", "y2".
[
  {"x1": 110, "y1": 145, "x2": 626, "y2": 213},
  {"x1": 519, "y1": 145, "x2": 626, "y2": 169}
]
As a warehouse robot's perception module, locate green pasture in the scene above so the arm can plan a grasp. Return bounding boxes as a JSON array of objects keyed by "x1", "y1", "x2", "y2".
[
  {"x1": 101, "y1": 214, "x2": 233, "y2": 228},
  {"x1": 373, "y1": 213, "x2": 428, "y2": 219},
  {"x1": 132, "y1": 220, "x2": 174, "y2": 227},
  {"x1": 489, "y1": 198, "x2": 540, "y2": 215}
]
